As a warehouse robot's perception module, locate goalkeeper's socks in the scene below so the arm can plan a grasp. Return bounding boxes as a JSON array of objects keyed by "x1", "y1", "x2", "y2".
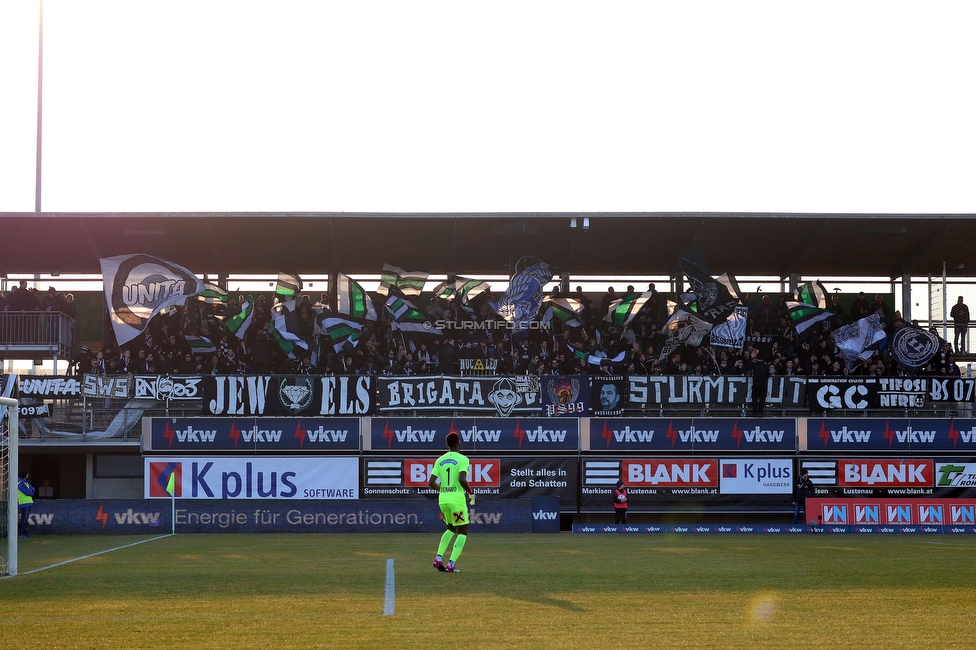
[
  {"x1": 437, "y1": 530, "x2": 454, "y2": 556},
  {"x1": 449, "y1": 534, "x2": 467, "y2": 562}
]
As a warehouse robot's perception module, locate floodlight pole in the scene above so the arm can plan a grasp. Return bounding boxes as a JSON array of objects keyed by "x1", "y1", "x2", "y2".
[{"x1": 35, "y1": 0, "x2": 44, "y2": 213}]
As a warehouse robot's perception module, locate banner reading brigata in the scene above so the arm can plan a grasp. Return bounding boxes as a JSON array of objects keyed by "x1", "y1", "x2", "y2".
[
  {"x1": 361, "y1": 456, "x2": 577, "y2": 503},
  {"x1": 145, "y1": 457, "x2": 359, "y2": 499},
  {"x1": 376, "y1": 375, "x2": 540, "y2": 414},
  {"x1": 369, "y1": 417, "x2": 579, "y2": 451},
  {"x1": 202, "y1": 375, "x2": 374, "y2": 416},
  {"x1": 589, "y1": 418, "x2": 796, "y2": 452},
  {"x1": 144, "y1": 417, "x2": 361, "y2": 452}
]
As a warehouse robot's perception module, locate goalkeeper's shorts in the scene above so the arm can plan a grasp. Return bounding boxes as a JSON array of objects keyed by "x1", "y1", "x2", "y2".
[{"x1": 439, "y1": 499, "x2": 470, "y2": 527}]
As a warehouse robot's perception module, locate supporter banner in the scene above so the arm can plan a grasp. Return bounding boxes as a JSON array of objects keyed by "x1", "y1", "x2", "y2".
[
  {"x1": 135, "y1": 375, "x2": 204, "y2": 401},
  {"x1": 807, "y1": 377, "x2": 879, "y2": 410},
  {"x1": 459, "y1": 358, "x2": 498, "y2": 372},
  {"x1": 84, "y1": 374, "x2": 133, "y2": 398},
  {"x1": 18, "y1": 375, "x2": 80, "y2": 398},
  {"x1": 0, "y1": 374, "x2": 15, "y2": 398},
  {"x1": 18, "y1": 403, "x2": 52, "y2": 419},
  {"x1": 627, "y1": 376, "x2": 806, "y2": 407},
  {"x1": 541, "y1": 375, "x2": 589, "y2": 417},
  {"x1": 876, "y1": 377, "x2": 976, "y2": 407},
  {"x1": 19, "y1": 498, "x2": 531, "y2": 534},
  {"x1": 376, "y1": 375, "x2": 540, "y2": 414},
  {"x1": 361, "y1": 456, "x2": 577, "y2": 503},
  {"x1": 203, "y1": 375, "x2": 375, "y2": 417},
  {"x1": 591, "y1": 376, "x2": 626, "y2": 416},
  {"x1": 589, "y1": 418, "x2": 796, "y2": 452},
  {"x1": 144, "y1": 417, "x2": 361, "y2": 452},
  {"x1": 579, "y1": 456, "x2": 793, "y2": 512},
  {"x1": 369, "y1": 417, "x2": 579, "y2": 452},
  {"x1": 806, "y1": 418, "x2": 976, "y2": 452},
  {"x1": 808, "y1": 497, "x2": 976, "y2": 532},
  {"x1": 144, "y1": 456, "x2": 359, "y2": 499}
]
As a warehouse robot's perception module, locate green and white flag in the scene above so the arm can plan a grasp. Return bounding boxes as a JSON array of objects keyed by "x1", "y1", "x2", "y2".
[
  {"x1": 224, "y1": 295, "x2": 254, "y2": 340},
  {"x1": 336, "y1": 273, "x2": 377, "y2": 321},
  {"x1": 788, "y1": 281, "x2": 832, "y2": 337},
  {"x1": 386, "y1": 295, "x2": 438, "y2": 334},
  {"x1": 377, "y1": 264, "x2": 428, "y2": 297},
  {"x1": 276, "y1": 271, "x2": 302, "y2": 301},
  {"x1": 432, "y1": 277, "x2": 490, "y2": 303},
  {"x1": 541, "y1": 296, "x2": 583, "y2": 328},
  {"x1": 604, "y1": 291, "x2": 652, "y2": 329},
  {"x1": 318, "y1": 315, "x2": 365, "y2": 353},
  {"x1": 185, "y1": 335, "x2": 216, "y2": 355},
  {"x1": 197, "y1": 282, "x2": 229, "y2": 305}
]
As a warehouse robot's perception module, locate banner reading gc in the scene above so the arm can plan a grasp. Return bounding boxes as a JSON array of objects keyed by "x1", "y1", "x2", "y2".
[{"x1": 145, "y1": 457, "x2": 359, "y2": 499}]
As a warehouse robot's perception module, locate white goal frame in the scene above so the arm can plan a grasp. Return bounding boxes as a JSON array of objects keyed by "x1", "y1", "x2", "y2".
[{"x1": 1, "y1": 396, "x2": 18, "y2": 577}]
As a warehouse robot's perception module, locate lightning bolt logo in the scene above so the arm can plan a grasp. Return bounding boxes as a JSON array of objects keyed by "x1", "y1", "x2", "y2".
[
  {"x1": 163, "y1": 420, "x2": 176, "y2": 448},
  {"x1": 601, "y1": 421, "x2": 613, "y2": 447},
  {"x1": 294, "y1": 420, "x2": 305, "y2": 448},
  {"x1": 95, "y1": 503, "x2": 109, "y2": 529},
  {"x1": 731, "y1": 421, "x2": 743, "y2": 448},
  {"x1": 949, "y1": 421, "x2": 960, "y2": 448},
  {"x1": 819, "y1": 421, "x2": 829, "y2": 448},
  {"x1": 883, "y1": 420, "x2": 895, "y2": 448},
  {"x1": 666, "y1": 421, "x2": 678, "y2": 448},
  {"x1": 513, "y1": 420, "x2": 526, "y2": 447},
  {"x1": 382, "y1": 421, "x2": 394, "y2": 448},
  {"x1": 229, "y1": 420, "x2": 243, "y2": 448}
]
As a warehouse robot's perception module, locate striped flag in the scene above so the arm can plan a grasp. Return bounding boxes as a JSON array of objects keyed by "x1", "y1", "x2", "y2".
[
  {"x1": 224, "y1": 295, "x2": 254, "y2": 340},
  {"x1": 385, "y1": 295, "x2": 438, "y2": 334},
  {"x1": 605, "y1": 291, "x2": 652, "y2": 329},
  {"x1": 276, "y1": 271, "x2": 302, "y2": 300},
  {"x1": 541, "y1": 296, "x2": 583, "y2": 328},
  {"x1": 377, "y1": 264, "x2": 428, "y2": 297},
  {"x1": 433, "y1": 277, "x2": 490, "y2": 303},
  {"x1": 197, "y1": 282, "x2": 229, "y2": 305},
  {"x1": 185, "y1": 335, "x2": 216, "y2": 355},
  {"x1": 318, "y1": 315, "x2": 366, "y2": 353},
  {"x1": 336, "y1": 273, "x2": 378, "y2": 321},
  {"x1": 567, "y1": 344, "x2": 627, "y2": 367},
  {"x1": 788, "y1": 281, "x2": 832, "y2": 337}
]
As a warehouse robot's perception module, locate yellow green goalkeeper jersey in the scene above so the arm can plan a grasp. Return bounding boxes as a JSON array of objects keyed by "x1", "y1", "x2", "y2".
[{"x1": 432, "y1": 450, "x2": 470, "y2": 503}]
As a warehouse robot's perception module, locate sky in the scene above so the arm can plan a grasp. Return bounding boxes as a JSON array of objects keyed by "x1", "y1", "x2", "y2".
[{"x1": 1, "y1": 0, "x2": 975, "y2": 214}]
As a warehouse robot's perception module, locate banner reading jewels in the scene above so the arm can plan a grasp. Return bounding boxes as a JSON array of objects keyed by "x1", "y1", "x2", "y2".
[
  {"x1": 377, "y1": 375, "x2": 540, "y2": 414},
  {"x1": 202, "y1": 375, "x2": 375, "y2": 416}
]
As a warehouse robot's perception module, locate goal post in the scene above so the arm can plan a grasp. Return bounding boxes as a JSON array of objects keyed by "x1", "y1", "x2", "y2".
[{"x1": 1, "y1": 396, "x2": 18, "y2": 577}]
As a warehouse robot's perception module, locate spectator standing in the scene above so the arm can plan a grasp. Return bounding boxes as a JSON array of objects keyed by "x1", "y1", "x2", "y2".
[
  {"x1": 951, "y1": 296, "x2": 970, "y2": 354},
  {"x1": 793, "y1": 469, "x2": 814, "y2": 525},
  {"x1": 18, "y1": 470, "x2": 35, "y2": 538},
  {"x1": 850, "y1": 291, "x2": 870, "y2": 321},
  {"x1": 613, "y1": 479, "x2": 628, "y2": 524}
]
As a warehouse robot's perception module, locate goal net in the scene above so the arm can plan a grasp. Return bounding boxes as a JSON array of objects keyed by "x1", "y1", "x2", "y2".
[{"x1": 0, "y1": 396, "x2": 18, "y2": 577}]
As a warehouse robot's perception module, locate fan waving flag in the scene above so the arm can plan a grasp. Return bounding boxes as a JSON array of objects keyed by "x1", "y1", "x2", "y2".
[
  {"x1": 336, "y1": 273, "x2": 378, "y2": 321},
  {"x1": 541, "y1": 296, "x2": 584, "y2": 329},
  {"x1": 100, "y1": 254, "x2": 206, "y2": 346},
  {"x1": 377, "y1": 265, "x2": 428, "y2": 297},
  {"x1": 433, "y1": 277, "x2": 490, "y2": 303},
  {"x1": 788, "y1": 281, "x2": 833, "y2": 338}
]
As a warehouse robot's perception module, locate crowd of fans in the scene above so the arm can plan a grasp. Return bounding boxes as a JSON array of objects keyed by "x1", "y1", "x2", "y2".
[{"x1": 1, "y1": 280, "x2": 966, "y2": 379}]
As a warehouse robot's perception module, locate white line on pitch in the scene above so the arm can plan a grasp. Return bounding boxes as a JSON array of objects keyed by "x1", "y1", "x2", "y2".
[
  {"x1": 383, "y1": 558, "x2": 395, "y2": 616},
  {"x1": 2, "y1": 534, "x2": 174, "y2": 578}
]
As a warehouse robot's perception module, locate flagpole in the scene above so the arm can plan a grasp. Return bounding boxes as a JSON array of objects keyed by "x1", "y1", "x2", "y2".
[{"x1": 171, "y1": 491, "x2": 175, "y2": 535}]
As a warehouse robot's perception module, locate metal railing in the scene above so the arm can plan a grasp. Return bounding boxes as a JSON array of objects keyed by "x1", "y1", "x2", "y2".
[{"x1": 0, "y1": 312, "x2": 75, "y2": 362}]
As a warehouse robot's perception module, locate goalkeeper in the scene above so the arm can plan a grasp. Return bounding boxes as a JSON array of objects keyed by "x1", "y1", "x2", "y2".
[{"x1": 428, "y1": 431, "x2": 475, "y2": 573}]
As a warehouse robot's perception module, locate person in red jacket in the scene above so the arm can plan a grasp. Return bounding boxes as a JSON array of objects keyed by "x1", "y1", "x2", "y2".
[{"x1": 613, "y1": 479, "x2": 628, "y2": 524}]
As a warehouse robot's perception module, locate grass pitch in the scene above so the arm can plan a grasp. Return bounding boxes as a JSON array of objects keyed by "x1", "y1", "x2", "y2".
[{"x1": 2, "y1": 532, "x2": 976, "y2": 648}]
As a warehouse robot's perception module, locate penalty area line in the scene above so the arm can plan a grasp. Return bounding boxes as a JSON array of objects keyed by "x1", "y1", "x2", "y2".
[
  {"x1": 383, "y1": 558, "x2": 395, "y2": 616},
  {"x1": 3, "y1": 533, "x2": 175, "y2": 578}
]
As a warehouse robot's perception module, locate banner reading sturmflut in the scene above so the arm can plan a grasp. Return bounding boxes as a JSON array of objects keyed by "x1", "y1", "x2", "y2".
[{"x1": 100, "y1": 254, "x2": 206, "y2": 345}]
